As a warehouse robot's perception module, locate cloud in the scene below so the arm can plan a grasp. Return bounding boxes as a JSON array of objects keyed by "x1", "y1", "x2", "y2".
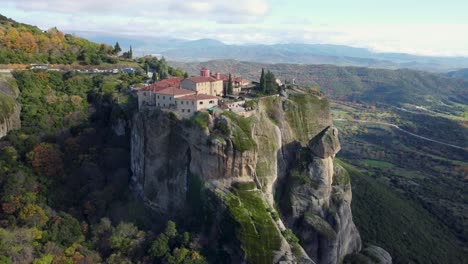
[
  {"x1": 3, "y1": 1, "x2": 468, "y2": 56},
  {"x1": 8, "y1": 0, "x2": 269, "y2": 23}
]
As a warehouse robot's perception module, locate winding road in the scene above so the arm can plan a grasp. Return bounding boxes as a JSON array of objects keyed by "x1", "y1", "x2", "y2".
[{"x1": 334, "y1": 119, "x2": 468, "y2": 152}]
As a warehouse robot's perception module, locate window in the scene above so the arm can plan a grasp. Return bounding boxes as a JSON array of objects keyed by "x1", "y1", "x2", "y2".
[
  {"x1": 182, "y1": 109, "x2": 185, "y2": 112},
  {"x1": 170, "y1": 97, "x2": 172, "y2": 101},
  {"x1": 163, "y1": 96, "x2": 165, "y2": 99},
  {"x1": 188, "y1": 109, "x2": 191, "y2": 113},
  {"x1": 209, "y1": 100, "x2": 214, "y2": 104},
  {"x1": 199, "y1": 101, "x2": 203, "y2": 105},
  {"x1": 157, "y1": 95, "x2": 159, "y2": 99},
  {"x1": 144, "y1": 92, "x2": 147, "y2": 96},
  {"x1": 181, "y1": 101, "x2": 184, "y2": 105},
  {"x1": 163, "y1": 104, "x2": 165, "y2": 107}
]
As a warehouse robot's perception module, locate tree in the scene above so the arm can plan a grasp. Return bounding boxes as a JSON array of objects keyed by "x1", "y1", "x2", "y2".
[
  {"x1": 128, "y1": 46, "x2": 133, "y2": 59},
  {"x1": 18, "y1": 204, "x2": 49, "y2": 227},
  {"x1": 109, "y1": 222, "x2": 145, "y2": 256},
  {"x1": 150, "y1": 234, "x2": 169, "y2": 258},
  {"x1": 184, "y1": 72, "x2": 189, "y2": 78},
  {"x1": 152, "y1": 71, "x2": 158, "y2": 83},
  {"x1": 259, "y1": 68, "x2": 266, "y2": 93},
  {"x1": 114, "y1": 42, "x2": 122, "y2": 54},
  {"x1": 227, "y1": 74, "x2": 233, "y2": 95},
  {"x1": 165, "y1": 221, "x2": 177, "y2": 238},
  {"x1": 264, "y1": 70, "x2": 278, "y2": 95},
  {"x1": 145, "y1": 63, "x2": 150, "y2": 74},
  {"x1": 3, "y1": 28, "x2": 20, "y2": 49},
  {"x1": 31, "y1": 143, "x2": 64, "y2": 178}
]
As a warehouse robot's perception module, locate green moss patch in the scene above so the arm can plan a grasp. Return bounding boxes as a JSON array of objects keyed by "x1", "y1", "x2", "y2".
[
  {"x1": 187, "y1": 111, "x2": 210, "y2": 130},
  {"x1": 285, "y1": 94, "x2": 330, "y2": 144},
  {"x1": 224, "y1": 188, "x2": 282, "y2": 264},
  {"x1": 231, "y1": 181, "x2": 257, "y2": 191},
  {"x1": 0, "y1": 91, "x2": 16, "y2": 120},
  {"x1": 304, "y1": 212, "x2": 337, "y2": 240},
  {"x1": 222, "y1": 111, "x2": 256, "y2": 152}
]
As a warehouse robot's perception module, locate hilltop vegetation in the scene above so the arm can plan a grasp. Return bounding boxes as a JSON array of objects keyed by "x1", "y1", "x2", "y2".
[{"x1": 0, "y1": 14, "x2": 117, "y2": 65}]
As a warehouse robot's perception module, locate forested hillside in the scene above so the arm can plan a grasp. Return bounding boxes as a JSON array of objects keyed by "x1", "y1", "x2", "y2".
[
  {"x1": 0, "y1": 69, "x2": 210, "y2": 263},
  {"x1": 0, "y1": 14, "x2": 117, "y2": 65}
]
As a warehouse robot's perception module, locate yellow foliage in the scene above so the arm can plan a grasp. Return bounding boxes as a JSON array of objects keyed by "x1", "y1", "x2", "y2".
[
  {"x1": 29, "y1": 227, "x2": 43, "y2": 240},
  {"x1": 18, "y1": 204, "x2": 49, "y2": 227}
]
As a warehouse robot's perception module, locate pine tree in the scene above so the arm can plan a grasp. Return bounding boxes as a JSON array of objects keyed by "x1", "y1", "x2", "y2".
[
  {"x1": 152, "y1": 71, "x2": 158, "y2": 83},
  {"x1": 227, "y1": 73, "x2": 233, "y2": 95},
  {"x1": 145, "y1": 63, "x2": 149, "y2": 74},
  {"x1": 184, "y1": 72, "x2": 189, "y2": 78},
  {"x1": 128, "y1": 46, "x2": 133, "y2": 59},
  {"x1": 114, "y1": 42, "x2": 121, "y2": 54}
]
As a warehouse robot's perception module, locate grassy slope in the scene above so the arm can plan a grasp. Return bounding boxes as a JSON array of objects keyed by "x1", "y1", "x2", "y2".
[
  {"x1": 224, "y1": 183, "x2": 282, "y2": 264},
  {"x1": 284, "y1": 93, "x2": 330, "y2": 144},
  {"x1": 341, "y1": 161, "x2": 466, "y2": 264}
]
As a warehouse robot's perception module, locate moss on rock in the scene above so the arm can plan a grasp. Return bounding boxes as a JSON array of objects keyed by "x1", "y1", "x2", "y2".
[
  {"x1": 304, "y1": 212, "x2": 337, "y2": 240},
  {"x1": 224, "y1": 188, "x2": 282, "y2": 264},
  {"x1": 222, "y1": 111, "x2": 256, "y2": 152},
  {"x1": 285, "y1": 93, "x2": 331, "y2": 144}
]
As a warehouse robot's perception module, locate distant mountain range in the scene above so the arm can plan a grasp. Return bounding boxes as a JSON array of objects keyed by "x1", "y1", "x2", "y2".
[{"x1": 79, "y1": 32, "x2": 468, "y2": 72}]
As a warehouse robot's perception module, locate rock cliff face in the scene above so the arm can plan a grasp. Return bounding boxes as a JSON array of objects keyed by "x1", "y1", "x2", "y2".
[
  {"x1": 0, "y1": 73, "x2": 21, "y2": 139},
  {"x1": 130, "y1": 90, "x2": 369, "y2": 263}
]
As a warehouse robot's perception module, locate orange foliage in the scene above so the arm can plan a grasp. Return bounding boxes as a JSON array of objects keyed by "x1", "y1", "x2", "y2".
[
  {"x1": 19, "y1": 32, "x2": 38, "y2": 53},
  {"x1": 3, "y1": 27, "x2": 20, "y2": 49},
  {"x1": 31, "y1": 143, "x2": 64, "y2": 178}
]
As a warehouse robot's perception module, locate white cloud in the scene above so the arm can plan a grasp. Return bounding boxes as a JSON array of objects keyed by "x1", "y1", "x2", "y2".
[
  {"x1": 3, "y1": 1, "x2": 468, "y2": 56},
  {"x1": 8, "y1": 0, "x2": 269, "y2": 23}
]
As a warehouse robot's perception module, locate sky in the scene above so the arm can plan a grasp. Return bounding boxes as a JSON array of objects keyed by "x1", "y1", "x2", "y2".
[{"x1": 2, "y1": 0, "x2": 468, "y2": 56}]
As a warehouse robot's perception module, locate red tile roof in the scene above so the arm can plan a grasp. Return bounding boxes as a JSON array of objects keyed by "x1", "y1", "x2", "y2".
[
  {"x1": 142, "y1": 77, "x2": 184, "y2": 91},
  {"x1": 185, "y1": 76, "x2": 219, "y2": 83},
  {"x1": 177, "y1": 94, "x2": 219, "y2": 101},
  {"x1": 156, "y1": 87, "x2": 195, "y2": 96}
]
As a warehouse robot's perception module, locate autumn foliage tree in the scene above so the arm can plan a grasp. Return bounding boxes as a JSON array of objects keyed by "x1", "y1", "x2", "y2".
[{"x1": 31, "y1": 143, "x2": 64, "y2": 178}]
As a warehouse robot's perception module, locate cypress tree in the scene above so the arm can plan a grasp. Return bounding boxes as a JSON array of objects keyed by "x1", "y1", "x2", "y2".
[
  {"x1": 114, "y1": 42, "x2": 121, "y2": 54},
  {"x1": 259, "y1": 68, "x2": 265, "y2": 92},
  {"x1": 227, "y1": 73, "x2": 233, "y2": 95}
]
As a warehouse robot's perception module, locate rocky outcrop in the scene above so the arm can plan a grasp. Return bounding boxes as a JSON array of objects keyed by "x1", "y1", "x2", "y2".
[
  {"x1": 308, "y1": 126, "x2": 341, "y2": 159},
  {"x1": 0, "y1": 73, "x2": 21, "y2": 139},
  {"x1": 0, "y1": 104, "x2": 20, "y2": 139},
  {"x1": 130, "y1": 90, "x2": 383, "y2": 263}
]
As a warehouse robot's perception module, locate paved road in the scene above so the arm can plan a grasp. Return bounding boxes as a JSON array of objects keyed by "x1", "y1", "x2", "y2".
[{"x1": 334, "y1": 119, "x2": 468, "y2": 151}]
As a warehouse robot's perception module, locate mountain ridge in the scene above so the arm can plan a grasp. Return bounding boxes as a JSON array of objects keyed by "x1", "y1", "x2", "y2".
[{"x1": 78, "y1": 32, "x2": 468, "y2": 71}]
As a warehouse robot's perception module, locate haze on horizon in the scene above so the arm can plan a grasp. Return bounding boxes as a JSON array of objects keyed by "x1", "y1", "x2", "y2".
[{"x1": 2, "y1": 0, "x2": 468, "y2": 57}]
